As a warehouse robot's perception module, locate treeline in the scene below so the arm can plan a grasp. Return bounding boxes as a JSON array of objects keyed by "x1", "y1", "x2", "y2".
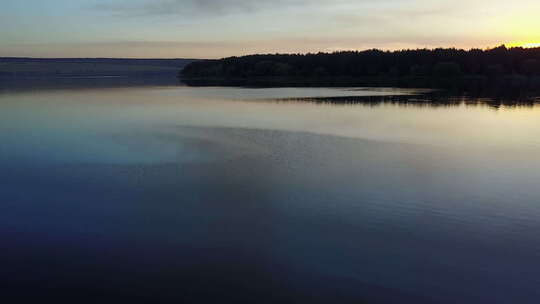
[{"x1": 181, "y1": 46, "x2": 540, "y2": 89}]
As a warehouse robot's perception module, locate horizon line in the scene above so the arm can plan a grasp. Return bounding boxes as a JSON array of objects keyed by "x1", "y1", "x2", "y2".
[{"x1": 2, "y1": 44, "x2": 539, "y2": 60}]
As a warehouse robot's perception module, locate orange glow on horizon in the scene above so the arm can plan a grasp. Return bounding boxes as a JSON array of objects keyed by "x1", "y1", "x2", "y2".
[{"x1": 507, "y1": 42, "x2": 540, "y2": 48}]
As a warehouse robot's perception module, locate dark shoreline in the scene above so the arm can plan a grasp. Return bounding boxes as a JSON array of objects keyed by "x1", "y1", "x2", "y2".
[
  {"x1": 180, "y1": 46, "x2": 540, "y2": 93},
  {"x1": 180, "y1": 75, "x2": 540, "y2": 90}
]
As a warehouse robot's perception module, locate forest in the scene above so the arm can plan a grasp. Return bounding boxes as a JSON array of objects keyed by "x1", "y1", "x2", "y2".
[{"x1": 181, "y1": 45, "x2": 540, "y2": 89}]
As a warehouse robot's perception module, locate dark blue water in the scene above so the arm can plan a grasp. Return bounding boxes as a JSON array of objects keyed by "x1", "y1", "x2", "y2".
[{"x1": 1, "y1": 84, "x2": 540, "y2": 303}]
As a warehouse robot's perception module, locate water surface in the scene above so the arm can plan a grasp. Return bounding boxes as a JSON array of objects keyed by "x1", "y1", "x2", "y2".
[{"x1": 1, "y1": 83, "x2": 540, "y2": 303}]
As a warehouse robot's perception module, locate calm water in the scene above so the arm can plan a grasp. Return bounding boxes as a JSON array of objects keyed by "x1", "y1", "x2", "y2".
[{"x1": 1, "y1": 83, "x2": 540, "y2": 303}]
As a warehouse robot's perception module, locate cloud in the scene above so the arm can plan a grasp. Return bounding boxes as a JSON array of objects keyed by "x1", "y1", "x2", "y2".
[
  {"x1": 91, "y1": 0, "x2": 397, "y2": 17},
  {"x1": 93, "y1": 0, "x2": 319, "y2": 17}
]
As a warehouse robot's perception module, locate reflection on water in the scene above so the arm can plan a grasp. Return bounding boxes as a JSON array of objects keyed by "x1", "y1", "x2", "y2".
[
  {"x1": 1, "y1": 84, "x2": 540, "y2": 303},
  {"x1": 280, "y1": 92, "x2": 540, "y2": 108}
]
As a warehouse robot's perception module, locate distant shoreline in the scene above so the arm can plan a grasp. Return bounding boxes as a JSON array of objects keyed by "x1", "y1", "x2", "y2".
[
  {"x1": 179, "y1": 75, "x2": 540, "y2": 96},
  {"x1": 181, "y1": 46, "x2": 540, "y2": 91},
  {"x1": 0, "y1": 57, "x2": 196, "y2": 78}
]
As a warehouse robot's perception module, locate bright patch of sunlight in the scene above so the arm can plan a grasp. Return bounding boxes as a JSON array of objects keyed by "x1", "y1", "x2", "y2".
[{"x1": 507, "y1": 42, "x2": 540, "y2": 48}]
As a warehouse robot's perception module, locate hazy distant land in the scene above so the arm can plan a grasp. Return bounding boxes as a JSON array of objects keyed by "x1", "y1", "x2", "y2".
[{"x1": 0, "y1": 58, "x2": 195, "y2": 78}]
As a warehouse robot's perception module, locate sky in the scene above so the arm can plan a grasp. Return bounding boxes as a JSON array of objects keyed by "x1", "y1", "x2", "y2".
[{"x1": 1, "y1": 0, "x2": 540, "y2": 58}]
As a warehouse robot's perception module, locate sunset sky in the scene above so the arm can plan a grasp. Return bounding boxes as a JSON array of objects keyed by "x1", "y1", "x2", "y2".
[{"x1": 2, "y1": 0, "x2": 540, "y2": 58}]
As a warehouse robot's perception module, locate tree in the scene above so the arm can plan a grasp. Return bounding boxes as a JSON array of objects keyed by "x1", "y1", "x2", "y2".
[{"x1": 433, "y1": 62, "x2": 462, "y2": 78}]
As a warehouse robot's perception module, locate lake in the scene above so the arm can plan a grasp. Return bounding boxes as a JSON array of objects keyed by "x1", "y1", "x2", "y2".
[{"x1": 1, "y1": 81, "x2": 540, "y2": 303}]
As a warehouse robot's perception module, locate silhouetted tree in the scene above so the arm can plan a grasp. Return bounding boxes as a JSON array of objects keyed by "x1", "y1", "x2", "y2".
[{"x1": 433, "y1": 62, "x2": 462, "y2": 78}]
